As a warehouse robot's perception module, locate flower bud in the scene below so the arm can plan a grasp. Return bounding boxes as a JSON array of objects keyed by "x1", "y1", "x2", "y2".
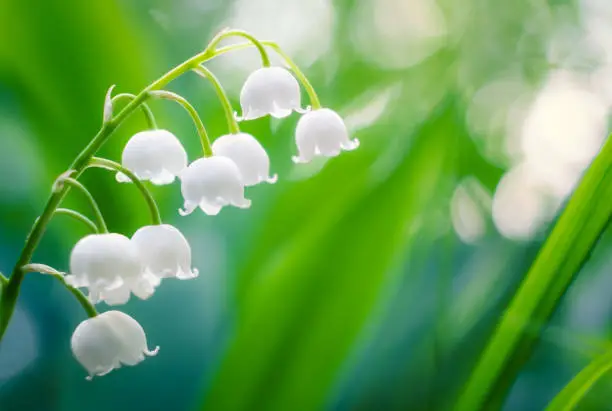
[
  {"x1": 71, "y1": 310, "x2": 158, "y2": 380},
  {"x1": 179, "y1": 156, "x2": 251, "y2": 216},
  {"x1": 212, "y1": 133, "x2": 277, "y2": 186},
  {"x1": 131, "y1": 224, "x2": 198, "y2": 280},
  {"x1": 66, "y1": 233, "x2": 160, "y2": 306},
  {"x1": 117, "y1": 129, "x2": 187, "y2": 185},
  {"x1": 239, "y1": 67, "x2": 302, "y2": 120},
  {"x1": 292, "y1": 108, "x2": 359, "y2": 164}
]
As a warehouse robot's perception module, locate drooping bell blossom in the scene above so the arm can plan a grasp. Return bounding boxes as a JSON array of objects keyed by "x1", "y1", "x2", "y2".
[
  {"x1": 71, "y1": 310, "x2": 159, "y2": 380},
  {"x1": 212, "y1": 132, "x2": 277, "y2": 186},
  {"x1": 66, "y1": 233, "x2": 161, "y2": 306},
  {"x1": 131, "y1": 224, "x2": 198, "y2": 280},
  {"x1": 179, "y1": 156, "x2": 251, "y2": 216},
  {"x1": 238, "y1": 67, "x2": 303, "y2": 121},
  {"x1": 116, "y1": 129, "x2": 187, "y2": 185},
  {"x1": 292, "y1": 108, "x2": 360, "y2": 164}
]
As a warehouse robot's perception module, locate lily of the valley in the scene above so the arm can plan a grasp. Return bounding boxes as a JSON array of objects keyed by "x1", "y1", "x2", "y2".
[
  {"x1": 131, "y1": 224, "x2": 198, "y2": 280},
  {"x1": 66, "y1": 233, "x2": 161, "y2": 306},
  {"x1": 71, "y1": 310, "x2": 158, "y2": 380},
  {"x1": 292, "y1": 108, "x2": 359, "y2": 164},
  {"x1": 238, "y1": 67, "x2": 303, "y2": 120},
  {"x1": 179, "y1": 156, "x2": 251, "y2": 216},
  {"x1": 212, "y1": 132, "x2": 277, "y2": 186},
  {"x1": 117, "y1": 129, "x2": 188, "y2": 185}
]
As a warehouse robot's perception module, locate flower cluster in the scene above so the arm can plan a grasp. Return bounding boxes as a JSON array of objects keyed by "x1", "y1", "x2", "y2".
[{"x1": 0, "y1": 31, "x2": 360, "y2": 380}]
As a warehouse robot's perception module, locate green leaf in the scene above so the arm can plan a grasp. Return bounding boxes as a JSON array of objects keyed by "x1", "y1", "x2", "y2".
[
  {"x1": 545, "y1": 350, "x2": 612, "y2": 411},
  {"x1": 454, "y1": 134, "x2": 612, "y2": 411},
  {"x1": 202, "y1": 101, "x2": 462, "y2": 411}
]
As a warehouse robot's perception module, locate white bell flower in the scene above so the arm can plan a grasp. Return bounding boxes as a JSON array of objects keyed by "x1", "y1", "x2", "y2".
[
  {"x1": 179, "y1": 156, "x2": 251, "y2": 216},
  {"x1": 71, "y1": 310, "x2": 158, "y2": 380},
  {"x1": 131, "y1": 224, "x2": 198, "y2": 280},
  {"x1": 116, "y1": 129, "x2": 187, "y2": 185},
  {"x1": 292, "y1": 108, "x2": 360, "y2": 164},
  {"x1": 238, "y1": 67, "x2": 303, "y2": 121},
  {"x1": 66, "y1": 233, "x2": 160, "y2": 306},
  {"x1": 212, "y1": 133, "x2": 277, "y2": 186}
]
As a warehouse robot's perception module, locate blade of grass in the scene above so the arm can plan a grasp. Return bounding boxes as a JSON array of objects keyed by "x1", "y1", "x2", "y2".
[
  {"x1": 545, "y1": 349, "x2": 612, "y2": 411},
  {"x1": 202, "y1": 101, "x2": 460, "y2": 411},
  {"x1": 455, "y1": 134, "x2": 612, "y2": 411}
]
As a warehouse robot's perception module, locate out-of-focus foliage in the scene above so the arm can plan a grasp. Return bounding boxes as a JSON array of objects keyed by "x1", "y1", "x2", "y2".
[{"x1": 1, "y1": 0, "x2": 612, "y2": 411}]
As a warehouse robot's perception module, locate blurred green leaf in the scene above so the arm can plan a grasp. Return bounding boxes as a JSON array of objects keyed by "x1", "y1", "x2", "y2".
[
  {"x1": 455, "y1": 134, "x2": 612, "y2": 411},
  {"x1": 202, "y1": 100, "x2": 462, "y2": 411},
  {"x1": 545, "y1": 349, "x2": 612, "y2": 411}
]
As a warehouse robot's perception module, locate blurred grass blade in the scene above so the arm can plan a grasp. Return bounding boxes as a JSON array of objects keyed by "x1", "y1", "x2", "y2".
[
  {"x1": 202, "y1": 101, "x2": 461, "y2": 411},
  {"x1": 455, "y1": 135, "x2": 612, "y2": 411},
  {"x1": 545, "y1": 350, "x2": 612, "y2": 411}
]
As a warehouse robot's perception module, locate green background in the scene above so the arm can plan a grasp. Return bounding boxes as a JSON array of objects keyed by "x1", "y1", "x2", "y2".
[{"x1": 1, "y1": 0, "x2": 612, "y2": 410}]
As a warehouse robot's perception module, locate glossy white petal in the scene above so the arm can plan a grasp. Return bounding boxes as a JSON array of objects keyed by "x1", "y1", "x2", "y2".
[
  {"x1": 292, "y1": 108, "x2": 360, "y2": 164},
  {"x1": 179, "y1": 156, "x2": 251, "y2": 216},
  {"x1": 239, "y1": 67, "x2": 302, "y2": 120},
  {"x1": 212, "y1": 133, "x2": 277, "y2": 186},
  {"x1": 66, "y1": 233, "x2": 159, "y2": 306},
  {"x1": 131, "y1": 224, "x2": 198, "y2": 280},
  {"x1": 117, "y1": 129, "x2": 187, "y2": 185},
  {"x1": 71, "y1": 311, "x2": 158, "y2": 380}
]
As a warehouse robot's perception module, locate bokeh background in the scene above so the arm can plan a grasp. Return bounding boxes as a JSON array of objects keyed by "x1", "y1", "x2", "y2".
[{"x1": 2, "y1": 0, "x2": 612, "y2": 410}]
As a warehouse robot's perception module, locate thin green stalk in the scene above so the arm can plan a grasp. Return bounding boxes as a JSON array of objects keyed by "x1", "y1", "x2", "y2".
[
  {"x1": 0, "y1": 28, "x2": 267, "y2": 341},
  {"x1": 207, "y1": 29, "x2": 271, "y2": 67},
  {"x1": 0, "y1": 274, "x2": 7, "y2": 287},
  {"x1": 208, "y1": 40, "x2": 321, "y2": 109},
  {"x1": 147, "y1": 90, "x2": 213, "y2": 156},
  {"x1": 545, "y1": 349, "x2": 612, "y2": 411},
  {"x1": 54, "y1": 208, "x2": 99, "y2": 233},
  {"x1": 57, "y1": 177, "x2": 108, "y2": 233},
  {"x1": 112, "y1": 93, "x2": 158, "y2": 129},
  {"x1": 263, "y1": 41, "x2": 321, "y2": 109},
  {"x1": 192, "y1": 65, "x2": 240, "y2": 134},
  {"x1": 88, "y1": 157, "x2": 162, "y2": 225},
  {"x1": 22, "y1": 264, "x2": 97, "y2": 318},
  {"x1": 455, "y1": 133, "x2": 612, "y2": 411}
]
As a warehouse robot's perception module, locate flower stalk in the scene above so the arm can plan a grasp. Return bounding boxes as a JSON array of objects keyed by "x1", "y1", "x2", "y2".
[
  {"x1": 147, "y1": 90, "x2": 213, "y2": 156},
  {"x1": 88, "y1": 157, "x2": 162, "y2": 225},
  {"x1": 56, "y1": 177, "x2": 108, "y2": 233},
  {"x1": 192, "y1": 65, "x2": 240, "y2": 134},
  {"x1": 54, "y1": 208, "x2": 100, "y2": 233}
]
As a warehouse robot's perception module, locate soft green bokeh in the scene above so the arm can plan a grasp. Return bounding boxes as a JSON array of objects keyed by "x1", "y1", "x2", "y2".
[{"x1": 1, "y1": 1, "x2": 612, "y2": 410}]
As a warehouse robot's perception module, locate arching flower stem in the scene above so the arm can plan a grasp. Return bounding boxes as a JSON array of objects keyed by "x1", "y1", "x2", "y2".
[
  {"x1": 54, "y1": 208, "x2": 99, "y2": 233},
  {"x1": 88, "y1": 157, "x2": 162, "y2": 225},
  {"x1": 147, "y1": 90, "x2": 213, "y2": 157},
  {"x1": 21, "y1": 263, "x2": 98, "y2": 318},
  {"x1": 262, "y1": 41, "x2": 321, "y2": 110},
  {"x1": 205, "y1": 40, "x2": 321, "y2": 109},
  {"x1": 192, "y1": 65, "x2": 240, "y2": 134},
  {"x1": 56, "y1": 177, "x2": 108, "y2": 233},
  {"x1": 206, "y1": 28, "x2": 271, "y2": 67},
  {"x1": 112, "y1": 93, "x2": 158, "y2": 129},
  {"x1": 0, "y1": 28, "x2": 273, "y2": 341}
]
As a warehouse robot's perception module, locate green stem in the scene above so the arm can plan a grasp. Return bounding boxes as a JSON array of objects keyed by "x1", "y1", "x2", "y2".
[
  {"x1": 54, "y1": 208, "x2": 99, "y2": 233},
  {"x1": 21, "y1": 264, "x2": 97, "y2": 318},
  {"x1": 88, "y1": 157, "x2": 162, "y2": 225},
  {"x1": 262, "y1": 42, "x2": 321, "y2": 109},
  {"x1": 207, "y1": 41, "x2": 321, "y2": 109},
  {"x1": 0, "y1": 28, "x2": 266, "y2": 342},
  {"x1": 0, "y1": 273, "x2": 7, "y2": 287},
  {"x1": 192, "y1": 65, "x2": 240, "y2": 134},
  {"x1": 112, "y1": 93, "x2": 158, "y2": 129},
  {"x1": 148, "y1": 90, "x2": 213, "y2": 156},
  {"x1": 207, "y1": 29, "x2": 271, "y2": 67},
  {"x1": 58, "y1": 178, "x2": 108, "y2": 233}
]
